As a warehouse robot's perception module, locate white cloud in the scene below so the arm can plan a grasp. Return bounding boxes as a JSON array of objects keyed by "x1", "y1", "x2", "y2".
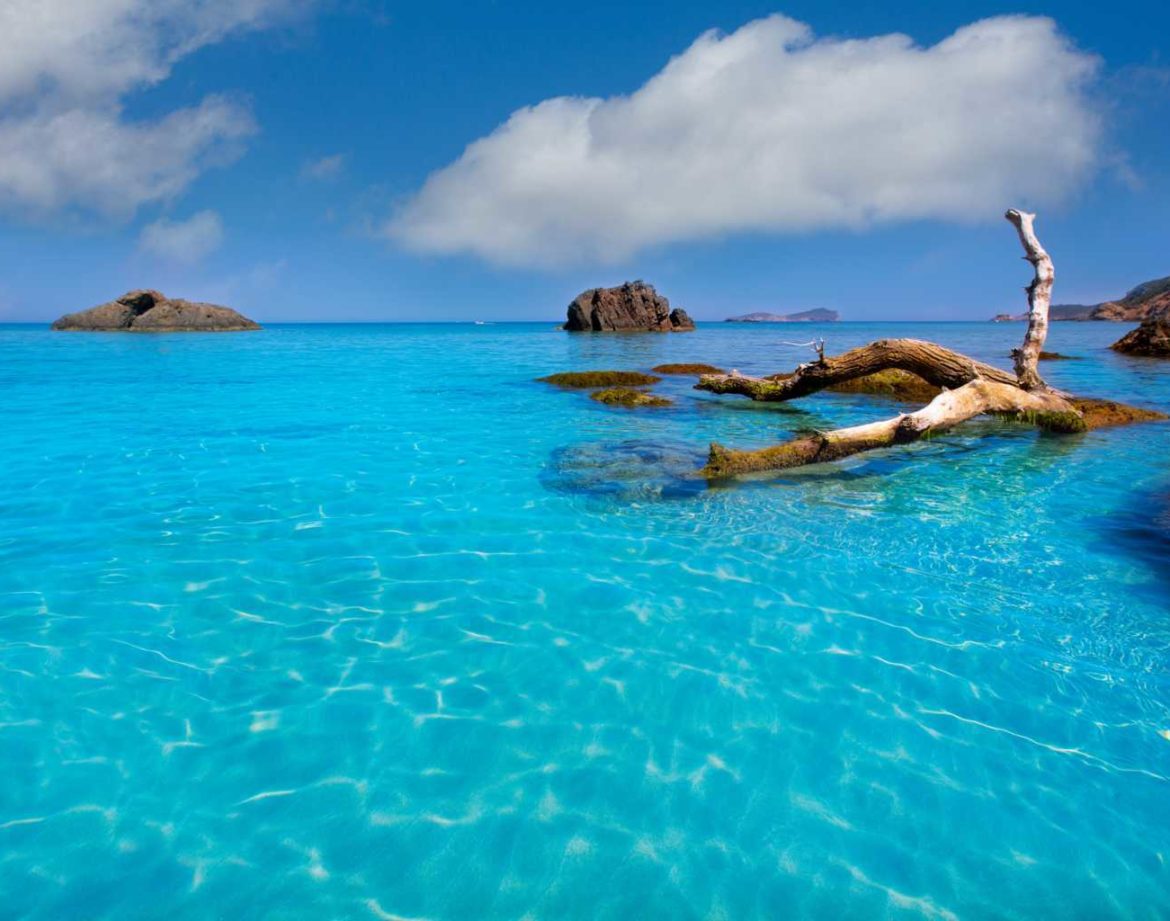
[
  {"x1": 0, "y1": 0, "x2": 309, "y2": 219},
  {"x1": 301, "y1": 153, "x2": 346, "y2": 180},
  {"x1": 139, "y1": 210, "x2": 225, "y2": 263},
  {"x1": 388, "y1": 14, "x2": 1102, "y2": 267}
]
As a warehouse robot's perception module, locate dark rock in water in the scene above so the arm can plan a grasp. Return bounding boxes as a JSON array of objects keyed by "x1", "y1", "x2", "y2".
[
  {"x1": 564, "y1": 281, "x2": 693, "y2": 332},
  {"x1": 1101, "y1": 491, "x2": 1170, "y2": 593},
  {"x1": 1110, "y1": 319, "x2": 1170, "y2": 357},
  {"x1": 52, "y1": 290, "x2": 261, "y2": 332},
  {"x1": 725, "y1": 308, "x2": 839, "y2": 323}
]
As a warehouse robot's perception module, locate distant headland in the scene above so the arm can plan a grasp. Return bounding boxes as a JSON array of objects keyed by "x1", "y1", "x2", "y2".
[
  {"x1": 724, "y1": 308, "x2": 839, "y2": 323},
  {"x1": 51, "y1": 290, "x2": 261, "y2": 332},
  {"x1": 993, "y1": 274, "x2": 1170, "y2": 322}
]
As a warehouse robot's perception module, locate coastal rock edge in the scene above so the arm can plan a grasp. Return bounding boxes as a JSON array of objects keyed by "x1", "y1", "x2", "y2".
[{"x1": 1111, "y1": 318, "x2": 1170, "y2": 357}]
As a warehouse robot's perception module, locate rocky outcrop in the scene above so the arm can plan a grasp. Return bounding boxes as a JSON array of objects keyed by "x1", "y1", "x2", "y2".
[
  {"x1": 51, "y1": 290, "x2": 261, "y2": 332},
  {"x1": 564, "y1": 281, "x2": 693, "y2": 332},
  {"x1": 1111, "y1": 318, "x2": 1170, "y2": 357},
  {"x1": 1006, "y1": 276, "x2": 1170, "y2": 322},
  {"x1": 1090, "y1": 276, "x2": 1170, "y2": 322},
  {"x1": 725, "y1": 308, "x2": 839, "y2": 323}
]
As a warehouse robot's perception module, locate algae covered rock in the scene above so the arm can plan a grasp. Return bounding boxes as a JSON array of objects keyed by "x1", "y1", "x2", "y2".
[
  {"x1": 590, "y1": 388, "x2": 672, "y2": 407},
  {"x1": 52, "y1": 290, "x2": 260, "y2": 332},
  {"x1": 538, "y1": 370, "x2": 661, "y2": 388},
  {"x1": 1069, "y1": 398, "x2": 1168, "y2": 429},
  {"x1": 564, "y1": 281, "x2": 693, "y2": 332},
  {"x1": 652, "y1": 363, "x2": 726, "y2": 375}
]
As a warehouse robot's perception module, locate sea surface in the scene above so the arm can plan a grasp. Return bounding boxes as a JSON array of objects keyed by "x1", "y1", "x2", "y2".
[{"x1": 1, "y1": 321, "x2": 1168, "y2": 920}]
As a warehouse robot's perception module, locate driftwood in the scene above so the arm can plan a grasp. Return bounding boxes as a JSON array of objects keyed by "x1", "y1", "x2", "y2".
[
  {"x1": 698, "y1": 210, "x2": 1163, "y2": 479},
  {"x1": 704, "y1": 380, "x2": 1080, "y2": 478},
  {"x1": 697, "y1": 338, "x2": 1016, "y2": 402},
  {"x1": 1006, "y1": 209, "x2": 1053, "y2": 391}
]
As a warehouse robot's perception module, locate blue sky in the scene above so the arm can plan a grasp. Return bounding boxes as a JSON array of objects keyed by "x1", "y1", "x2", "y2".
[{"x1": 1, "y1": 0, "x2": 1168, "y2": 323}]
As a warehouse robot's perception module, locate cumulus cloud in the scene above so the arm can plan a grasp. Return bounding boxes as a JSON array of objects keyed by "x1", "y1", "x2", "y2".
[
  {"x1": 387, "y1": 14, "x2": 1102, "y2": 266},
  {"x1": 0, "y1": 0, "x2": 308, "y2": 219},
  {"x1": 301, "y1": 153, "x2": 346, "y2": 180},
  {"x1": 139, "y1": 210, "x2": 225, "y2": 263}
]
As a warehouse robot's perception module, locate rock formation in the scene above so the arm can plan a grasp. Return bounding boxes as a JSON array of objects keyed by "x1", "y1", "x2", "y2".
[
  {"x1": 1111, "y1": 318, "x2": 1170, "y2": 357},
  {"x1": 1090, "y1": 276, "x2": 1170, "y2": 321},
  {"x1": 725, "y1": 308, "x2": 839, "y2": 323},
  {"x1": 563, "y1": 281, "x2": 693, "y2": 332},
  {"x1": 1000, "y1": 276, "x2": 1170, "y2": 322},
  {"x1": 52, "y1": 290, "x2": 261, "y2": 332}
]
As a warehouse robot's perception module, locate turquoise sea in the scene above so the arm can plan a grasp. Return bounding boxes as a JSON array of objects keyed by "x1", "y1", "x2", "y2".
[{"x1": 1, "y1": 321, "x2": 1169, "y2": 919}]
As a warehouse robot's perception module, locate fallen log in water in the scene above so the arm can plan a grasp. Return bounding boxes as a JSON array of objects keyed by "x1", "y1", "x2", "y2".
[
  {"x1": 697, "y1": 210, "x2": 1166, "y2": 480},
  {"x1": 696, "y1": 339, "x2": 1015, "y2": 402}
]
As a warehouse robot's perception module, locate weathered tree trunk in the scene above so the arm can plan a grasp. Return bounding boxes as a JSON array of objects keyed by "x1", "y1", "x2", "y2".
[
  {"x1": 697, "y1": 208, "x2": 1099, "y2": 480},
  {"x1": 702, "y1": 380, "x2": 1081, "y2": 478},
  {"x1": 1005, "y1": 209, "x2": 1053, "y2": 391},
  {"x1": 696, "y1": 338, "x2": 1016, "y2": 402}
]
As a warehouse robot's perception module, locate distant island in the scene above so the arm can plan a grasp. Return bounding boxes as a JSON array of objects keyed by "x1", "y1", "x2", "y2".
[
  {"x1": 52, "y1": 290, "x2": 261, "y2": 332},
  {"x1": 725, "y1": 308, "x2": 839, "y2": 323},
  {"x1": 993, "y1": 274, "x2": 1170, "y2": 322}
]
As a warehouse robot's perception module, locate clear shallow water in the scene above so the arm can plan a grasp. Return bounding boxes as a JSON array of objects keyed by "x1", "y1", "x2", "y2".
[{"x1": 1, "y1": 321, "x2": 1169, "y2": 919}]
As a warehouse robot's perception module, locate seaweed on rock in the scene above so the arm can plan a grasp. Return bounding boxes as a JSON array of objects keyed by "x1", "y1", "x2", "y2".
[
  {"x1": 652, "y1": 363, "x2": 727, "y2": 375},
  {"x1": 590, "y1": 388, "x2": 672, "y2": 407},
  {"x1": 538, "y1": 370, "x2": 660, "y2": 388}
]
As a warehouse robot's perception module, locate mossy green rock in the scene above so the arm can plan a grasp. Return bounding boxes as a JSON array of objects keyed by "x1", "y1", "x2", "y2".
[
  {"x1": 590, "y1": 388, "x2": 672, "y2": 407},
  {"x1": 652, "y1": 363, "x2": 726, "y2": 375},
  {"x1": 539, "y1": 370, "x2": 661, "y2": 388}
]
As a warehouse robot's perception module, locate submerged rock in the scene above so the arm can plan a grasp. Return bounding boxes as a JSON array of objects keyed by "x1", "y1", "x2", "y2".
[
  {"x1": 1111, "y1": 319, "x2": 1170, "y2": 357},
  {"x1": 564, "y1": 281, "x2": 693, "y2": 332},
  {"x1": 52, "y1": 290, "x2": 260, "y2": 332},
  {"x1": 590, "y1": 387, "x2": 672, "y2": 407},
  {"x1": 538, "y1": 370, "x2": 661, "y2": 388},
  {"x1": 542, "y1": 439, "x2": 706, "y2": 501}
]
